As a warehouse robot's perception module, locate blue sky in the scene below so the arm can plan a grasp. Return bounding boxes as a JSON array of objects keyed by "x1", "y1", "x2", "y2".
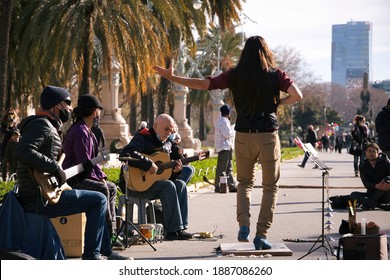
[{"x1": 239, "y1": 0, "x2": 390, "y2": 82}]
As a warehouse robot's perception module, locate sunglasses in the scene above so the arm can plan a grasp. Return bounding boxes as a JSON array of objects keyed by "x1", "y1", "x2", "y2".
[{"x1": 62, "y1": 100, "x2": 72, "y2": 106}]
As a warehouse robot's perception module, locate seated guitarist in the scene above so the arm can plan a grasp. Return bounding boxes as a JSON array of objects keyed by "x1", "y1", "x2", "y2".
[
  {"x1": 62, "y1": 94, "x2": 118, "y2": 244},
  {"x1": 119, "y1": 114, "x2": 194, "y2": 240}
]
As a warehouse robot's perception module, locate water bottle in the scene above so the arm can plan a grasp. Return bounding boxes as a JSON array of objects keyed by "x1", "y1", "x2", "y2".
[
  {"x1": 219, "y1": 172, "x2": 227, "y2": 193},
  {"x1": 361, "y1": 218, "x2": 366, "y2": 235}
]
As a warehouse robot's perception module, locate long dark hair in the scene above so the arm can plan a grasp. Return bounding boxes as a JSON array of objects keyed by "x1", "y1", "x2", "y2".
[
  {"x1": 63, "y1": 106, "x2": 95, "y2": 140},
  {"x1": 70, "y1": 106, "x2": 95, "y2": 124},
  {"x1": 228, "y1": 36, "x2": 277, "y2": 115}
]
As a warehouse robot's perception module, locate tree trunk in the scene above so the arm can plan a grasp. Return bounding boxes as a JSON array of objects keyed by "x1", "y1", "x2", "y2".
[
  {"x1": 129, "y1": 93, "x2": 137, "y2": 135},
  {"x1": 157, "y1": 58, "x2": 170, "y2": 115},
  {"x1": 79, "y1": 12, "x2": 93, "y2": 95},
  {"x1": 186, "y1": 103, "x2": 191, "y2": 126},
  {"x1": 168, "y1": 92, "x2": 174, "y2": 117},
  {"x1": 0, "y1": 0, "x2": 13, "y2": 118},
  {"x1": 199, "y1": 105, "x2": 205, "y2": 140},
  {"x1": 148, "y1": 89, "x2": 154, "y2": 126},
  {"x1": 141, "y1": 90, "x2": 148, "y2": 123}
]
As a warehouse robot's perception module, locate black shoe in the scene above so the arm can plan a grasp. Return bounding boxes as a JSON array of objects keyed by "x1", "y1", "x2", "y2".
[
  {"x1": 214, "y1": 186, "x2": 220, "y2": 193},
  {"x1": 297, "y1": 164, "x2": 305, "y2": 168},
  {"x1": 164, "y1": 232, "x2": 178, "y2": 240},
  {"x1": 313, "y1": 165, "x2": 319, "y2": 169},
  {"x1": 107, "y1": 252, "x2": 133, "y2": 260},
  {"x1": 361, "y1": 205, "x2": 375, "y2": 211},
  {"x1": 177, "y1": 230, "x2": 193, "y2": 240},
  {"x1": 164, "y1": 230, "x2": 193, "y2": 240},
  {"x1": 229, "y1": 186, "x2": 237, "y2": 193},
  {"x1": 378, "y1": 203, "x2": 390, "y2": 211}
]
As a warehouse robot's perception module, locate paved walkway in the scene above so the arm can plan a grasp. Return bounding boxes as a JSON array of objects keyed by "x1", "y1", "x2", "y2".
[{"x1": 96, "y1": 150, "x2": 390, "y2": 260}]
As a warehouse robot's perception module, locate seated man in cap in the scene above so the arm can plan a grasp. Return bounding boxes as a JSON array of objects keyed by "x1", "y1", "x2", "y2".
[
  {"x1": 15, "y1": 86, "x2": 129, "y2": 259},
  {"x1": 119, "y1": 114, "x2": 194, "y2": 240},
  {"x1": 350, "y1": 142, "x2": 390, "y2": 210},
  {"x1": 214, "y1": 104, "x2": 237, "y2": 193},
  {"x1": 62, "y1": 94, "x2": 120, "y2": 246}
]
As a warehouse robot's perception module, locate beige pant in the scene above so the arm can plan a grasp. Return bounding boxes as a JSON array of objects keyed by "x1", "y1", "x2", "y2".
[{"x1": 235, "y1": 131, "x2": 281, "y2": 238}]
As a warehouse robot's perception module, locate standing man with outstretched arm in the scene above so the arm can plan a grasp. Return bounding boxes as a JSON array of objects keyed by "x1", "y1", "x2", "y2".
[{"x1": 153, "y1": 35, "x2": 303, "y2": 250}]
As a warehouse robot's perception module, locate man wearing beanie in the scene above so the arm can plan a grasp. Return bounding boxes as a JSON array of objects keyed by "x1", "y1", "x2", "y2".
[
  {"x1": 214, "y1": 104, "x2": 237, "y2": 193},
  {"x1": 62, "y1": 94, "x2": 121, "y2": 249},
  {"x1": 15, "y1": 86, "x2": 130, "y2": 260}
]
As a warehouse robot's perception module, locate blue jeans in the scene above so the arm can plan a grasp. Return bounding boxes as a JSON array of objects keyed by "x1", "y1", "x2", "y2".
[
  {"x1": 24, "y1": 189, "x2": 111, "y2": 259},
  {"x1": 133, "y1": 179, "x2": 188, "y2": 232},
  {"x1": 353, "y1": 150, "x2": 365, "y2": 172},
  {"x1": 300, "y1": 152, "x2": 310, "y2": 167},
  {"x1": 178, "y1": 165, "x2": 195, "y2": 185}
]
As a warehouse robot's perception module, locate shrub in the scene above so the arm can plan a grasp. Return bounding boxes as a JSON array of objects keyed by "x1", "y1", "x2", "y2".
[{"x1": 0, "y1": 181, "x2": 15, "y2": 202}]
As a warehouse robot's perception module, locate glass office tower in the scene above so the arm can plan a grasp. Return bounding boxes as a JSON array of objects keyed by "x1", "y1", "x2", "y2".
[{"x1": 331, "y1": 21, "x2": 372, "y2": 88}]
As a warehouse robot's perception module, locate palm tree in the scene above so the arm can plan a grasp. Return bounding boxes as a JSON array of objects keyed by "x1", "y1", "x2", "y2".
[
  {"x1": 0, "y1": 0, "x2": 14, "y2": 117},
  {"x1": 7, "y1": 0, "x2": 244, "y2": 124},
  {"x1": 186, "y1": 26, "x2": 243, "y2": 139},
  {"x1": 13, "y1": 0, "x2": 173, "y2": 98},
  {"x1": 153, "y1": 0, "x2": 243, "y2": 114}
]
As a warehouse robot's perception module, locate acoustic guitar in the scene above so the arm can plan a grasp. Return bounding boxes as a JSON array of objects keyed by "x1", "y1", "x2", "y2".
[
  {"x1": 126, "y1": 150, "x2": 209, "y2": 192},
  {"x1": 34, "y1": 149, "x2": 110, "y2": 204}
]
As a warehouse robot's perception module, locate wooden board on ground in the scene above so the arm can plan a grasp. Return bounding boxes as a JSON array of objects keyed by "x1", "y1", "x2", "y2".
[{"x1": 219, "y1": 242, "x2": 293, "y2": 256}]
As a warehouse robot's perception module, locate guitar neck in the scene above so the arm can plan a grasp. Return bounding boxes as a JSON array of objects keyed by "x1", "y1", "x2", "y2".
[
  {"x1": 64, "y1": 164, "x2": 84, "y2": 179},
  {"x1": 63, "y1": 153, "x2": 105, "y2": 179},
  {"x1": 159, "y1": 155, "x2": 199, "y2": 171}
]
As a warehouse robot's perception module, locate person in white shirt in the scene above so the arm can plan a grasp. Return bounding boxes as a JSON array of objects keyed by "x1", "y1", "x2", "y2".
[{"x1": 214, "y1": 104, "x2": 237, "y2": 193}]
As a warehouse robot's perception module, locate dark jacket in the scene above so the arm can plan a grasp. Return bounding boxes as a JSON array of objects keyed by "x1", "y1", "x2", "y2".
[
  {"x1": 375, "y1": 106, "x2": 390, "y2": 151},
  {"x1": 350, "y1": 124, "x2": 370, "y2": 154},
  {"x1": 359, "y1": 153, "x2": 390, "y2": 195},
  {"x1": 305, "y1": 128, "x2": 317, "y2": 147},
  {"x1": 118, "y1": 127, "x2": 176, "y2": 192},
  {"x1": 15, "y1": 115, "x2": 63, "y2": 206},
  {"x1": 120, "y1": 127, "x2": 172, "y2": 171}
]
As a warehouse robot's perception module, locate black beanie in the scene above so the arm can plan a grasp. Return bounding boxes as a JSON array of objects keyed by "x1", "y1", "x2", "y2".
[
  {"x1": 77, "y1": 94, "x2": 103, "y2": 110},
  {"x1": 40, "y1": 85, "x2": 71, "y2": 110}
]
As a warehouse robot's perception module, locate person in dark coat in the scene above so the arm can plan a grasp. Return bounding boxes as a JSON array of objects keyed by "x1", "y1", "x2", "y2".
[
  {"x1": 350, "y1": 143, "x2": 390, "y2": 210},
  {"x1": 375, "y1": 98, "x2": 390, "y2": 158}
]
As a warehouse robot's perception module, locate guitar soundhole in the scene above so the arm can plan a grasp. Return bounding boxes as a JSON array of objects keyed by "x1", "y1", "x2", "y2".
[{"x1": 156, "y1": 161, "x2": 164, "y2": 175}]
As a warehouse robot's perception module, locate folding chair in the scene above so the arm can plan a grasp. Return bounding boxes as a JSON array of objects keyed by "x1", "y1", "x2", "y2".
[{"x1": 112, "y1": 164, "x2": 157, "y2": 251}]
